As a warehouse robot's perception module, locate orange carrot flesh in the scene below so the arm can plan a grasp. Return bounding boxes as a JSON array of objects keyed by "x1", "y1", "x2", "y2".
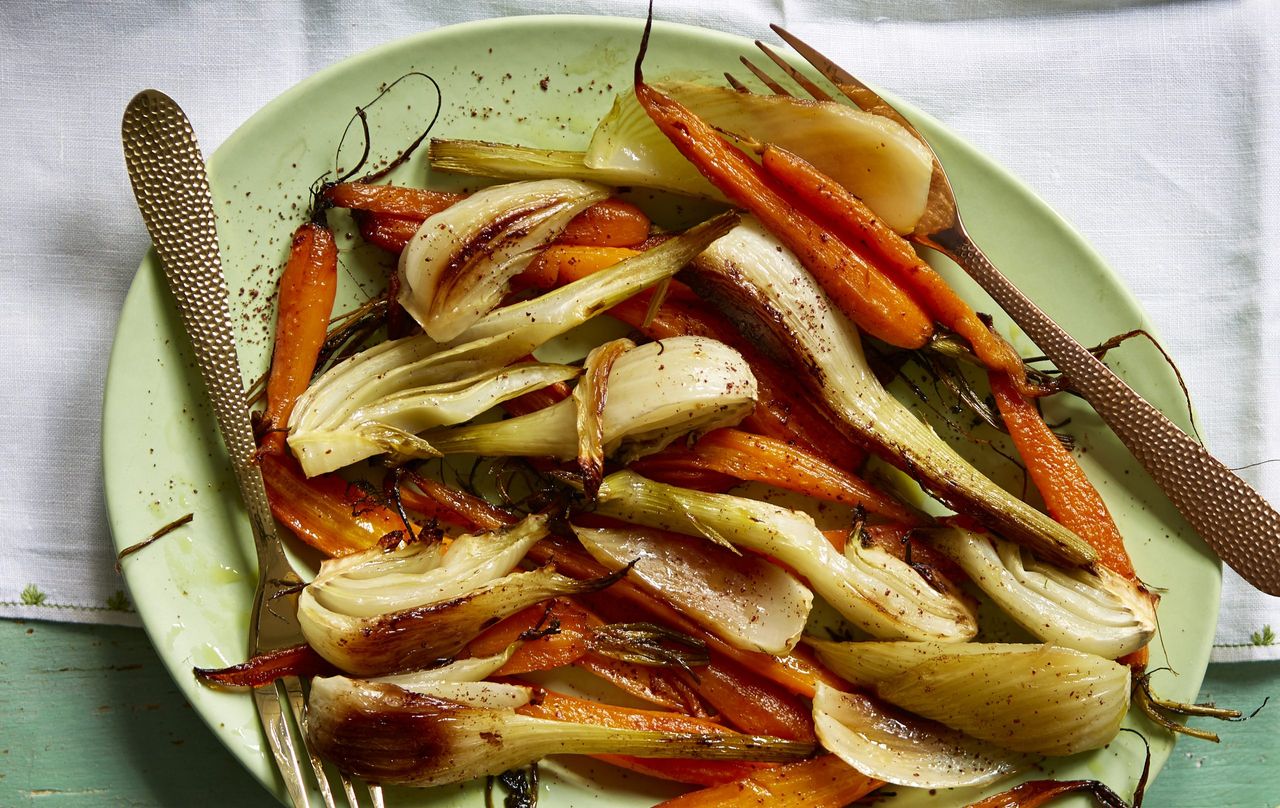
[
  {"x1": 354, "y1": 211, "x2": 421, "y2": 254},
  {"x1": 988, "y1": 372, "x2": 1135, "y2": 578},
  {"x1": 688, "y1": 653, "x2": 816, "y2": 743},
  {"x1": 760, "y1": 145, "x2": 1039, "y2": 397},
  {"x1": 557, "y1": 197, "x2": 651, "y2": 247},
  {"x1": 516, "y1": 687, "x2": 730, "y2": 735},
  {"x1": 656, "y1": 754, "x2": 882, "y2": 808},
  {"x1": 632, "y1": 73, "x2": 932, "y2": 349},
  {"x1": 631, "y1": 429, "x2": 923, "y2": 525},
  {"x1": 465, "y1": 599, "x2": 595, "y2": 675},
  {"x1": 259, "y1": 223, "x2": 338, "y2": 455},
  {"x1": 595, "y1": 756, "x2": 769, "y2": 787},
  {"x1": 325, "y1": 182, "x2": 464, "y2": 218},
  {"x1": 396, "y1": 471, "x2": 516, "y2": 532},
  {"x1": 260, "y1": 453, "x2": 406, "y2": 557}
]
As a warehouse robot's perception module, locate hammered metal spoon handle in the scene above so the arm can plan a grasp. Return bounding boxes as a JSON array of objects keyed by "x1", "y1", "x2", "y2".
[{"x1": 932, "y1": 225, "x2": 1280, "y2": 594}]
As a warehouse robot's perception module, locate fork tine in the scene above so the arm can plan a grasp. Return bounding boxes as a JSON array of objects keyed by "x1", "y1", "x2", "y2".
[
  {"x1": 338, "y1": 773, "x2": 360, "y2": 807},
  {"x1": 367, "y1": 782, "x2": 386, "y2": 808},
  {"x1": 752, "y1": 41, "x2": 835, "y2": 102},
  {"x1": 724, "y1": 72, "x2": 750, "y2": 93},
  {"x1": 254, "y1": 681, "x2": 314, "y2": 808},
  {"x1": 767, "y1": 24, "x2": 922, "y2": 136},
  {"x1": 286, "y1": 675, "x2": 337, "y2": 808},
  {"x1": 738, "y1": 55, "x2": 793, "y2": 96}
]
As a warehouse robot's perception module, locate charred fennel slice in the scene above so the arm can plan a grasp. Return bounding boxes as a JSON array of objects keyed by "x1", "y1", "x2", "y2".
[
  {"x1": 286, "y1": 209, "x2": 738, "y2": 477},
  {"x1": 593, "y1": 470, "x2": 977, "y2": 643},
  {"x1": 928, "y1": 526, "x2": 1157, "y2": 659},
  {"x1": 305, "y1": 677, "x2": 813, "y2": 787},
  {"x1": 297, "y1": 515, "x2": 620, "y2": 676},
  {"x1": 685, "y1": 218, "x2": 1097, "y2": 568}
]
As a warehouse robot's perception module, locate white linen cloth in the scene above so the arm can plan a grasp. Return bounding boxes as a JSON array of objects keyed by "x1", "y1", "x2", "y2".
[{"x1": 0, "y1": 0, "x2": 1276, "y2": 662}]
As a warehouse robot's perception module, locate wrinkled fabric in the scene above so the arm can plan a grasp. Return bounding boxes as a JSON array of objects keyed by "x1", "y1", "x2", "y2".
[{"x1": 0, "y1": 0, "x2": 1275, "y2": 661}]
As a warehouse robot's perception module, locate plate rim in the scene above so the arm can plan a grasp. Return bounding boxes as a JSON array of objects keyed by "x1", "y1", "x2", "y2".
[{"x1": 102, "y1": 12, "x2": 1221, "y2": 805}]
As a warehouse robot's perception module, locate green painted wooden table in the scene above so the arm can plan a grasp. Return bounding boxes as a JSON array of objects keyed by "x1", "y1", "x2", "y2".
[{"x1": 2, "y1": 621, "x2": 1277, "y2": 807}]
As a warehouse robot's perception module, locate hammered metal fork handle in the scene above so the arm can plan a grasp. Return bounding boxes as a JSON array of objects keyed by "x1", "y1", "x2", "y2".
[{"x1": 931, "y1": 225, "x2": 1280, "y2": 594}]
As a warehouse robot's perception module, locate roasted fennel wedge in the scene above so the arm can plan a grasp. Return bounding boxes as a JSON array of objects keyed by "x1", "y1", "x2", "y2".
[
  {"x1": 287, "y1": 211, "x2": 737, "y2": 476},
  {"x1": 685, "y1": 218, "x2": 1096, "y2": 567},
  {"x1": 811, "y1": 683, "x2": 1026, "y2": 789},
  {"x1": 306, "y1": 677, "x2": 814, "y2": 787},
  {"x1": 809, "y1": 640, "x2": 1131, "y2": 756},
  {"x1": 928, "y1": 526, "x2": 1157, "y2": 659},
  {"x1": 420, "y1": 336, "x2": 758, "y2": 464},
  {"x1": 573, "y1": 524, "x2": 813, "y2": 655},
  {"x1": 593, "y1": 470, "x2": 977, "y2": 642},
  {"x1": 297, "y1": 515, "x2": 618, "y2": 676}
]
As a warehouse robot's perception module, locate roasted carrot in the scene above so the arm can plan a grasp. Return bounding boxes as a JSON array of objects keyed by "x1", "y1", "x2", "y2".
[
  {"x1": 501, "y1": 378, "x2": 573, "y2": 416},
  {"x1": 466, "y1": 598, "x2": 594, "y2": 675},
  {"x1": 631, "y1": 429, "x2": 924, "y2": 525},
  {"x1": 556, "y1": 197, "x2": 651, "y2": 247},
  {"x1": 325, "y1": 181, "x2": 463, "y2": 218},
  {"x1": 685, "y1": 653, "x2": 816, "y2": 743},
  {"x1": 595, "y1": 756, "x2": 768, "y2": 787},
  {"x1": 760, "y1": 144, "x2": 1041, "y2": 398},
  {"x1": 258, "y1": 223, "x2": 338, "y2": 456},
  {"x1": 632, "y1": 32, "x2": 932, "y2": 349},
  {"x1": 194, "y1": 643, "x2": 335, "y2": 687},
  {"x1": 396, "y1": 469, "x2": 515, "y2": 532},
  {"x1": 656, "y1": 754, "x2": 882, "y2": 808},
  {"x1": 353, "y1": 211, "x2": 420, "y2": 254},
  {"x1": 988, "y1": 372, "x2": 1134, "y2": 578},
  {"x1": 260, "y1": 453, "x2": 406, "y2": 557}
]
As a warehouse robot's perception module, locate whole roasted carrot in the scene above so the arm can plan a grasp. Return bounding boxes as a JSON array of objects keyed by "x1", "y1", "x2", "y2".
[
  {"x1": 656, "y1": 754, "x2": 882, "y2": 808},
  {"x1": 325, "y1": 181, "x2": 463, "y2": 217},
  {"x1": 258, "y1": 222, "x2": 338, "y2": 456},
  {"x1": 965, "y1": 778, "x2": 1130, "y2": 808},
  {"x1": 630, "y1": 428, "x2": 924, "y2": 525},
  {"x1": 632, "y1": 27, "x2": 932, "y2": 349},
  {"x1": 760, "y1": 144, "x2": 1041, "y2": 398}
]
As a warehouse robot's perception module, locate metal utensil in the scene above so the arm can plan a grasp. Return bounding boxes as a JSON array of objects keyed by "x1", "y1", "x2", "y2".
[
  {"x1": 741, "y1": 27, "x2": 1280, "y2": 595},
  {"x1": 121, "y1": 89, "x2": 381, "y2": 808}
]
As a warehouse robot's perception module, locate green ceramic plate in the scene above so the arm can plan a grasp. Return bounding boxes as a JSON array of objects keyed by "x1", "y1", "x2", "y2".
[{"x1": 102, "y1": 15, "x2": 1220, "y2": 807}]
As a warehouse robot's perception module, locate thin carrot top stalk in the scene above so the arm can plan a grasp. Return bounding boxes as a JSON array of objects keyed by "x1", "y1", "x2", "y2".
[
  {"x1": 656, "y1": 754, "x2": 882, "y2": 808},
  {"x1": 631, "y1": 24, "x2": 933, "y2": 350},
  {"x1": 759, "y1": 143, "x2": 1042, "y2": 398},
  {"x1": 630, "y1": 428, "x2": 924, "y2": 525},
  {"x1": 258, "y1": 222, "x2": 337, "y2": 455}
]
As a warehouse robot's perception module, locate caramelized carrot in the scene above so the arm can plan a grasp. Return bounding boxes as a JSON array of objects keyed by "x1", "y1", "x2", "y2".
[
  {"x1": 258, "y1": 223, "x2": 337, "y2": 455},
  {"x1": 760, "y1": 145, "x2": 1040, "y2": 398},
  {"x1": 556, "y1": 197, "x2": 651, "y2": 247},
  {"x1": 194, "y1": 643, "x2": 335, "y2": 687},
  {"x1": 516, "y1": 686, "x2": 728, "y2": 735},
  {"x1": 354, "y1": 211, "x2": 420, "y2": 253},
  {"x1": 632, "y1": 38, "x2": 932, "y2": 349},
  {"x1": 687, "y1": 653, "x2": 816, "y2": 743},
  {"x1": 988, "y1": 372, "x2": 1134, "y2": 578},
  {"x1": 631, "y1": 429, "x2": 924, "y2": 525},
  {"x1": 259, "y1": 454, "x2": 406, "y2": 556},
  {"x1": 466, "y1": 599, "x2": 594, "y2": 675},
  {"x1": 656, "y1": 754, "x2": 881, "y2": 808},
  {"x1": 501, "y1": 378, "x2": 573, "y2": 417},
  {"x1": 396, "y1": 470, "x2": 515, "y2": 532},
  {"x1": 325, "y1": 182, "x2": 463, "y2": 218},
  {"x1": 595, "y1": 756, "x2": 768, "y2": 787}
]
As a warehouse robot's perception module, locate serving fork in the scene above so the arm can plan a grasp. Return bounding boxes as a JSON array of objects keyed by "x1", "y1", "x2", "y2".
[
  {"x1": 735, "y1": 26, "x2": 1280, "y2": 595},
  {"x1": 121, "y1": 89, "x2": 382, "y2": 808}
]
